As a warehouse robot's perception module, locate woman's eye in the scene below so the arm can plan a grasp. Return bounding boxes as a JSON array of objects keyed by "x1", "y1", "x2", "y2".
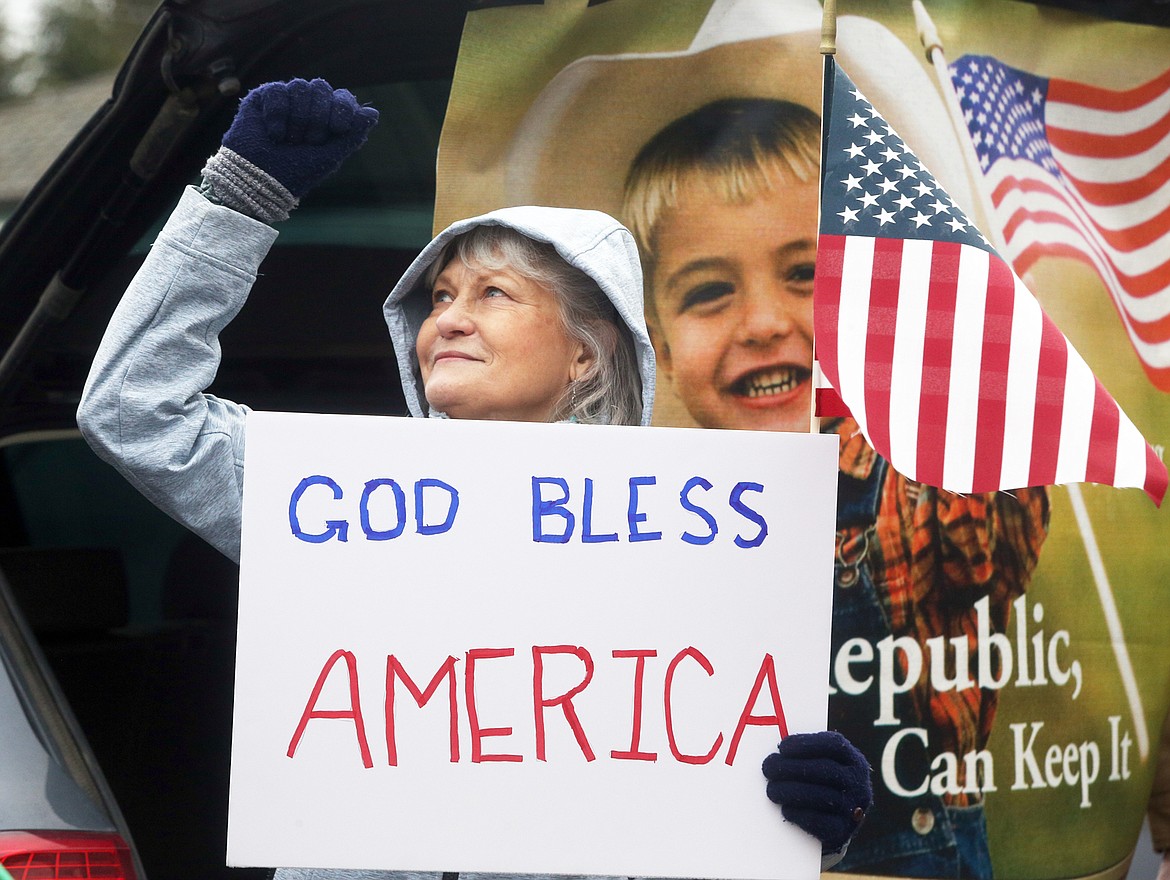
[
  {"x1": 679, "y1": 281, "x2": 734, "y2": 313},
  {"x1": 484, "y1": 286, "x2": 508, "y2": 299},
  {"x1": 431, "y1": 290, "x2": 453, "y2": 306}
]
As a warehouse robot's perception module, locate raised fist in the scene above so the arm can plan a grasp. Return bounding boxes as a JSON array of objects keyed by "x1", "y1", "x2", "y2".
[{"x1": 221, "y1": 77, "x2": 379, "y2": 198}]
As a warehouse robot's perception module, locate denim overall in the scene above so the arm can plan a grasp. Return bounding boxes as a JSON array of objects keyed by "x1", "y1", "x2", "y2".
[{"x1": 828, "y1": 457, "x2": 992, "y2": 879}]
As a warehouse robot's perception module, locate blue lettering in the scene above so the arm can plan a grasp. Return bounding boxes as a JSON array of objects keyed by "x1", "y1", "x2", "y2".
[
  {"x1": 582, "y1": 477, "x2": 619, "y2": 543},
  {"x1": 679, "y1": 476, "x2": 718, "y2": 545},
  {"x1": 359, "y1": 478, "x2": 407, "y2": 540},
  {"x1": 627, "y1": 476, "x2": 662, "y2": 543},
  {"x1": 730, "y1": 482, "x2": 768, "y2": 549},
  {"x1": 532, "y1": 477, "x2": 574, "y2": 544},
  {"x1": 289, "y1": 475, "x2": 349, "y2": 544},
  {"x1": 414, "y1": 478, "x2": 460, "y2": 535}
]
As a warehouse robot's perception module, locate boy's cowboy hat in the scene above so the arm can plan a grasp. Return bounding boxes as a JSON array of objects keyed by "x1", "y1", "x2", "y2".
[{"x1": 501, "y1": 0, "x2": 975, "y2": 224}]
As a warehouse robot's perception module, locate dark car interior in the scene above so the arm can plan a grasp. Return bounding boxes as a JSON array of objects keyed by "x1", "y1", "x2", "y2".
[{"x1": 0, "y1": 0, "x2": 1166, "y2": 878}]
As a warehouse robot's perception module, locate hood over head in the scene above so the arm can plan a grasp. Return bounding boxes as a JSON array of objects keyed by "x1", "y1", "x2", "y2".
[{"x1": 383, "y1": 205, "x2": 655, "y2": 426}]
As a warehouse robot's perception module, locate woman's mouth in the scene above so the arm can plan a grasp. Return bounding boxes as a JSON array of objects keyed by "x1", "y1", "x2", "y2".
[
  {"x1": 433, "y1": 351, "x2": 478, "y2": 364},
  {"x1": 730, "y1": 366, "x2": 809, "y2": 400}
]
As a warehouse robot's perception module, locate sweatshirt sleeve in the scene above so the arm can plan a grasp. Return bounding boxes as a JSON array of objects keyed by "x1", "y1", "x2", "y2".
[{"x1": 77, "y1": 186, "x2": 280, "y2": 563}]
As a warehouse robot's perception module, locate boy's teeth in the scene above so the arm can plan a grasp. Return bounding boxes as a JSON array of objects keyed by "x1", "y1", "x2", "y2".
[{"x1": 742, "y1": 368, "x2": 799, "y2": 398}]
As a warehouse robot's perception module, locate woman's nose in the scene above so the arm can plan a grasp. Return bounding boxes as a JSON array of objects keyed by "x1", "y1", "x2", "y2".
[
  {"x1": 434, "y1": 296, "x2": 474, "y2": 337},
  {"x1": 736, "y1": 284, "x2": 795, "y2": 345}
]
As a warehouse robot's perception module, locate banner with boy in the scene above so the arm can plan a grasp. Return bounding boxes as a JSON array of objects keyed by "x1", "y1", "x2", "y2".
[
  {"x1": 227, "y1": 412, "x2": 838, "y2": 878},
  {"x1": 434, "y1": 1, "x2": 1170, "y2": 878}
]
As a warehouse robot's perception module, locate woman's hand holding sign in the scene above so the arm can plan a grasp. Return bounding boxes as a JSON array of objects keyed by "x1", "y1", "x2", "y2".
[{"x1": 764, "y1": 731, "x2": 873, "y2": 862}]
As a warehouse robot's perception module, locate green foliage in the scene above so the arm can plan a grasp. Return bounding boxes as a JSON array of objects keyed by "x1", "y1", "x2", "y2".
[
  {"x1": 37, "y1": 0, "x2": 154, "y2": 85},
  {"x1": 0, "y1": 0, "x2": 155, "y2": 97}
]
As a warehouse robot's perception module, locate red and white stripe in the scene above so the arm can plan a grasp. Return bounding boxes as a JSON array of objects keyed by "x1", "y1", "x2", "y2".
[
  {"x1": 812, "y1": 360, "x2": 850, "y2": 418},
  {"x1": 989, "y1": 68, "x2": 1170, "y2": 390},
  {"x1": 815, "y1": 232, "x2": 1168, "y2": 504}
]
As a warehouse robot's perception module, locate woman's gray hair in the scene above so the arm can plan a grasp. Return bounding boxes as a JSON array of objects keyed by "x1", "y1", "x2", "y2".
[{"x1": 424, "y1": 225, "x2": 643, "y2": 426}]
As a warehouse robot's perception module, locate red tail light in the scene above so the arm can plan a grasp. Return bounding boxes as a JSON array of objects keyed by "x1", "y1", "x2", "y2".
[{"x1": 0, "y1": 831, "x2": 138, "y2": 880}]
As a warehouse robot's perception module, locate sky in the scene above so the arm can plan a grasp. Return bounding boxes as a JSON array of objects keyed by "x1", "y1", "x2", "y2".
[{"x1": 0, "y1": 0, "x2": 42, "y2": 54}]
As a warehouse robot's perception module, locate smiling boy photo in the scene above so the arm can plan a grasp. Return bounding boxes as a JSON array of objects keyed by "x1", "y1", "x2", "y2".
[{"x1": 623, "y1": 97, "x2": 819, "y2": 433}]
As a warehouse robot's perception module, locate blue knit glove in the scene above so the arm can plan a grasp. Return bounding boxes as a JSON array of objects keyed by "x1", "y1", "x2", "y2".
[
  {"x1": 221, "y1": 77, "x2": 379, "y2": 198},
  {"x1": 762, "y1": 731, "x2": 872, "y2": 854}
]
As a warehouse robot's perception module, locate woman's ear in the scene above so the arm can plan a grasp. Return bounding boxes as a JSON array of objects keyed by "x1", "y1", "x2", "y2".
[{"x1": 568, "y1": 342, "x2": 595, "y2": 382}]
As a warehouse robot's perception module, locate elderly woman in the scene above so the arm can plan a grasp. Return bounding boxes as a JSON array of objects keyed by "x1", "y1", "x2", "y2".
[{"x1": 77, "y1": 79, "x2": 870, "y2": 878}]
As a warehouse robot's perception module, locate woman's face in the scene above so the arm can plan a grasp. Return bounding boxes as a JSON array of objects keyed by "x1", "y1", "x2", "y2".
[
  {"x1": 416, "y1": 258, "x2": 588, "y2": 421},
  {"x1": 649, "y1": 180, "x2": 818, "y2": 432}
]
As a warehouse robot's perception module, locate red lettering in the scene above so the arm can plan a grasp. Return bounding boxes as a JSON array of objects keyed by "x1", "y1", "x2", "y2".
[
  {"x1": 532, "y1": 645, "x2": 596, "y2": 762},
  {"x1": 287, "y1": 648, "x2": 373, "y2": 768},
  {"x1": 466, "y1": 648, "x2": 522, "y2": 763},
  {"x1": 611, "y1": 649, "x2": 657, "y2": 761},
  {"x1": 664, "y1": 647, "x2": 723, "y2": 765},
  {"x1": 385, "y1": 655, "x2": 460, "y2": 766},
  {"x1": 285, "y1": 645, "x2": 787, "y2": 771},
  {"x1": 725, "y1": 653, "x2": 789, "y2": 766}
]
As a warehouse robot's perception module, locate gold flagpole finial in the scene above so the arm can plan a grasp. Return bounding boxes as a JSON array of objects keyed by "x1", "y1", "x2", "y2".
[{"x1": 820, "y1": 0, "x2": 838, "y2": 55}]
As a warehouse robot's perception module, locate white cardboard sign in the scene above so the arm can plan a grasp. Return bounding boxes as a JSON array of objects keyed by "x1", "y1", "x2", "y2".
[{"x1": 228, "y1": 412, "x2": 839, "y2": 880}]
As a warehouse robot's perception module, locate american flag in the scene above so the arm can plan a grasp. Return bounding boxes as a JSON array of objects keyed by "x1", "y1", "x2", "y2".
[
  {"x1": 950, "y1": 54, "x2": 1170, "y2": 392},
  {"x1": 813, "y1": 56, "x2": 1167, "y2": 505}
]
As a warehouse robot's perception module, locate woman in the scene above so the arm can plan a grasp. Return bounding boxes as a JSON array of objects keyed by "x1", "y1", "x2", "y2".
[{"x1": 77, "y1": 78, "x2": 870, "y2": 877}]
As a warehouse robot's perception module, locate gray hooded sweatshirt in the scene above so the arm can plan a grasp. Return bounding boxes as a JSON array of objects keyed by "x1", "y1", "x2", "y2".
[
  {"x1": 76, "y1": 188, "x2": 831, "y2": 878},
  {"x1": 77, "y1": 188, "x2": 655, "y2": 565}
]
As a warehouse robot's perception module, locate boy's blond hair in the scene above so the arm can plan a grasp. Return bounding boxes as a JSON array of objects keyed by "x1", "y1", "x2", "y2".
[{"x1": 622, "y1": 98, "x2": 820, "y2": 320}]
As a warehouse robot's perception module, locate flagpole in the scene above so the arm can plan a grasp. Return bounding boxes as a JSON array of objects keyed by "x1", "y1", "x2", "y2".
[
  {"x1": 810, "y1": 0, "x2": 838, "y2": 435},
  {"x1": 1067, "y1": 485, "x2": 1150, "y2": 759},
  {"x1": 821, "y1": 0, "x2": 837, "y2": 54},
  {"x1": 911, "y1": 0, "x2": 999, "y2": 240},
  {"x1": 912, "y1": 0, "x2": 1150, "y2": 762}
]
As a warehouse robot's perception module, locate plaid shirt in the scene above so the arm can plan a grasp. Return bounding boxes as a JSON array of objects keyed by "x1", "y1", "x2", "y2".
[{"x1": 831, "y1": 418, "x2": 1050, "y2": 805}]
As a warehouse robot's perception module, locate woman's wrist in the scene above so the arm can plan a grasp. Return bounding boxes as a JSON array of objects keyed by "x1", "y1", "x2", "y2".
[{"x1": 200, "y1": 146, "x2": 298, "y2": 224}]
